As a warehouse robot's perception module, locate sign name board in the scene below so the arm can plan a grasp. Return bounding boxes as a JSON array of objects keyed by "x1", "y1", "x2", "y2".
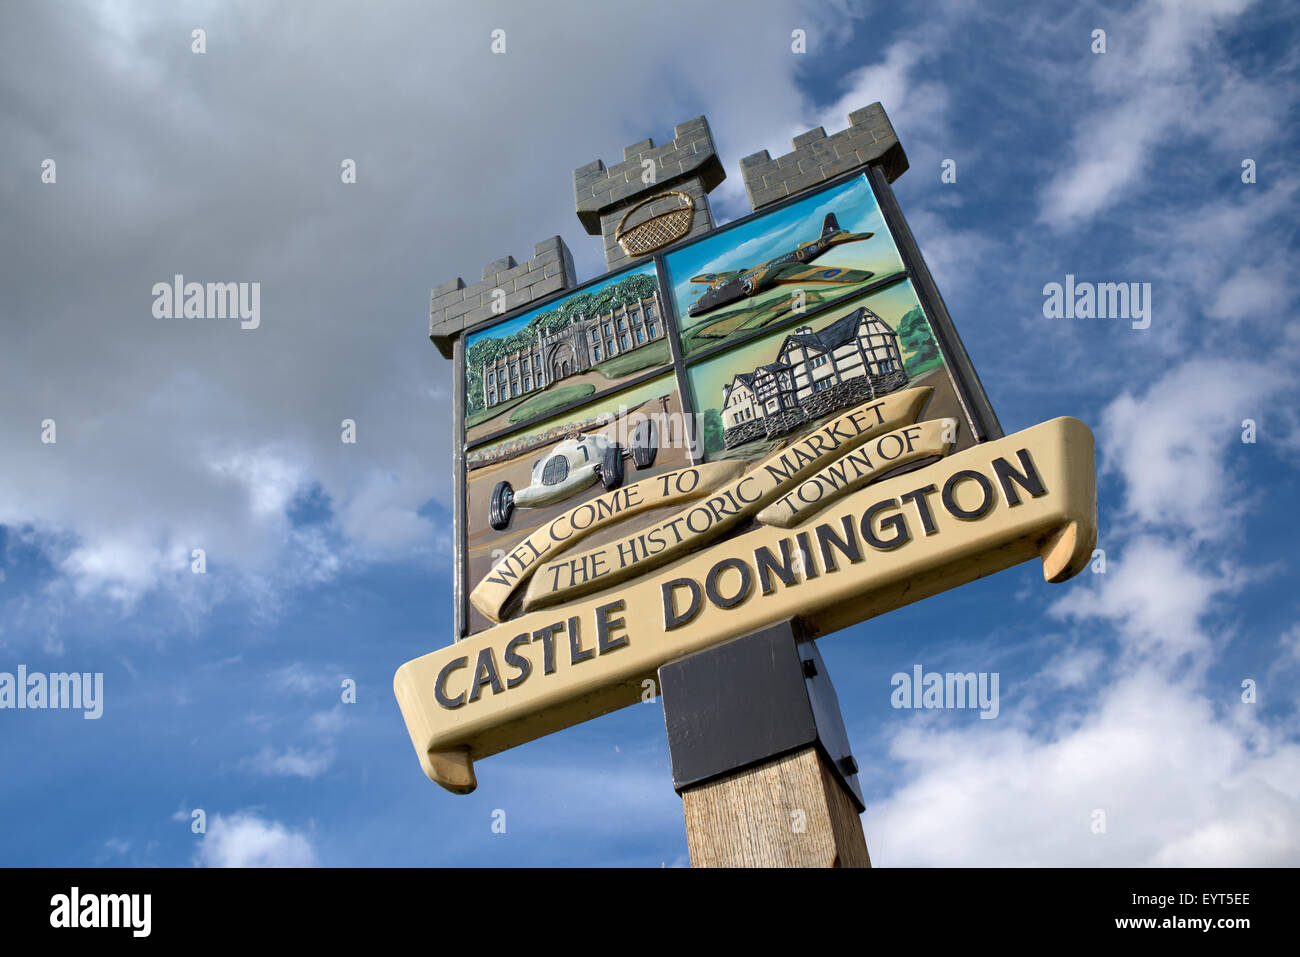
[
  {"x1": 403, "y1": 140, "x2": 1096, "y2": 794},
  {"x1": 396, "y1": 415, "x2": 1095, "y2": 792}
]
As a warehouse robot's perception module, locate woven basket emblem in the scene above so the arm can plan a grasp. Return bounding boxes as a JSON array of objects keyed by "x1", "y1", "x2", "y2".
[{"x1": 614, "y1": 190, "x2": 695, "y2": 257}]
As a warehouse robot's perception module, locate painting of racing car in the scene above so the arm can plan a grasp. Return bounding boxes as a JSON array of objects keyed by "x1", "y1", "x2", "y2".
[{"x1": 488, "y1": 420, "x2": 658, "y2": 530}]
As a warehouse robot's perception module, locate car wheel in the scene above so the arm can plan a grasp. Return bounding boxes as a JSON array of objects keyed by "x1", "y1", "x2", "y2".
[
  {"x1": 631, "y1": 419, "x2": 658, "y2": 469},
  {"x1": 489, "y1": 481, "x2": 515, "y2": 531},
  {"x1": 600, "y1": 444, "x2": 624, "y2": 491}
]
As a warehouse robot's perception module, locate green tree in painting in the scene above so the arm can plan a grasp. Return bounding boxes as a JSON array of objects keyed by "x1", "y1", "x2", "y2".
[
  {"x1": 464, "y1": 274, "x2": 659, "y2": 414},
  {"x1": 896, "y1": 306, "x2": 939, "y2": 374},
  {"x1": 701, "y1": 408, "x2": 724, "y2": 456}
]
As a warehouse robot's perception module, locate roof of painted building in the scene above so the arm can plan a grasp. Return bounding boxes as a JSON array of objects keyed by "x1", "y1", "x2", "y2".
[{"x1": 779, "y1": 307, "x2": 894, "y2": 356}]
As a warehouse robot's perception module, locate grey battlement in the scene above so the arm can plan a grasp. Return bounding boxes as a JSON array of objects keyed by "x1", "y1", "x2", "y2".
[
  {"x1": 427, "y1": 236, "x2": 577, "y2": 359},
  {"x1": 574, "y1": 116, "x2": 726, "y2": 272},
  {"x1": 739, "y1": 102, "x2": 908, "y2": 212}
]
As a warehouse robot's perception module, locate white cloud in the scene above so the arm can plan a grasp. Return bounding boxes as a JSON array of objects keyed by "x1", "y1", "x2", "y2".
[
  {"x1": 1095, "y1": 358, "x2": 1286, "y2": 542},
  {"x1": 308, "y1": 707, "x2": 348, "y2": 735},
  {"x1": 1038, "y1": 0, "x2": 1269, "y2": 229},
  {"x1": 1050, "y1": 535, "x2": 1239, "y2": 670},
  {"x1": 1207, "y1": 265, "x2": 1290, "y2": 321},
  {"x1": 336, "y1": 470, "x2": 438, "y2": 552},
  {"x1": 1280, "y1": 624, "x2": 1300, "y2": 667},
  {"x1": 1153, "y1": 779, "x2": 1300, "y2": 865},
  {"x1": 57, "y1": 536, "x2": 184, "y2": 606},
  {"x1": 195, "y1": 811, "x2": 318, "y2": 867},
  {"x1": 1038, "y1": 84, "x2": 1184, "y2": 228},
  {"x1": 891, "y1": 205, "x2": 997, "y2": 297},
  {"x1": 869, "y1": 668, "x2": 1300, "y2": 866},
  {"x1": 205, "y1": 446, "x2": 305, "y2": 520},
  {"x1": 868, "y1": 345, "x2": 1300, "y2": 865},
  {"x1": 266, "y1": 662, "x2": 341, "y2": 696},
  {"x1": 1130, "y1": 176, "x2": 1300, "y2": 339},
  {"x1": 238, "y1": 681, "x2": 351, "y2": 781},
  {"x1": 816, "y1": 40, "x2": 950, "y2": 150},
  {"x1": 243, "y1": 746, "x2": 336, "y2": 779},
  {"x1": 1041, "y1": 645, "x2": 1106, "y2": 689}
]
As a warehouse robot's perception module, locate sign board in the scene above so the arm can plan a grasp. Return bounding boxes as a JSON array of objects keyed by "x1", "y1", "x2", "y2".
[{"x1": 400, "y1": 161, "x2": 1097, "y2": 793}]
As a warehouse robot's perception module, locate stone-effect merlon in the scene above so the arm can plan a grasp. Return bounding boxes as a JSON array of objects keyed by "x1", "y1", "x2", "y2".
[
  {"x1": 428, "y1": 236, "x2": 577, "y2": 359},
  {"x1": 739, "y1": 102, "x2": 908, "y2": 212},
  {"x1": 573, "y1": 116, "x2": 726, "y2": 234},
  {"x1": 430, "y1": 105, "x2": 904, "y2": 358},
  {"x1": 574, "y1": 116, "x2": 727, "y2": 273}
]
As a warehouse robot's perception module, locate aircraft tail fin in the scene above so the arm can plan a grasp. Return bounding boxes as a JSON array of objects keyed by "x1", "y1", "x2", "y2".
[{"x1": 821, "y1": 212, "x2": 841, "y2": 237}]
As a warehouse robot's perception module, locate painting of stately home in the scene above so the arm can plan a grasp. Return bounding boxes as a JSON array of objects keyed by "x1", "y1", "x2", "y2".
[
  {"x1": 720, "y1": 305, "x2": 908, "y2": 448},
  {"x1": 481, "y1": 294, "x2": 664, "y2": 408},
  {"x1": 465, "y1": 265, "x2": 680, "y2": 442}
]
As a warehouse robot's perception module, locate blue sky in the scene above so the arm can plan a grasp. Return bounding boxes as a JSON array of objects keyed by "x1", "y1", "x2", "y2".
[{"x1": 1, "y1": 0, "x2": 1298, "y2": 866}]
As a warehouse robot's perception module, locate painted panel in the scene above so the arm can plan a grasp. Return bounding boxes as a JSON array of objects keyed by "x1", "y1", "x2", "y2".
[{"x1": 664, "y1": 173, "x2": 906, "y2": 357}]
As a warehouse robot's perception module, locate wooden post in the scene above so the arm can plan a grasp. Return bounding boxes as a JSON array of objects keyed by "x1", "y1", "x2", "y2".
[
  {"x1": 682, "y1": 745, "x2": 870, "y2": 867},
  {"x1": 658, "y1": 619, "x2": 871, "y2": 868}
]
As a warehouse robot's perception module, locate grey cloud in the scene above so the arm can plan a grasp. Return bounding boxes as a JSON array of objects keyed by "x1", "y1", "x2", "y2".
[{"x1": 0, "y1": 0, "x2": 849, "y2": 611}]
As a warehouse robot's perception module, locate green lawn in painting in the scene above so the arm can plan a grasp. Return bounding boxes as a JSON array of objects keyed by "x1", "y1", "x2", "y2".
[
  {"x1": 507, "y1": 383, "x2": 597, "y2": 425},
  {"x1": 466, "y1": 392, "x2": 531, "y2": 429},
  {"x1": 678, "y1": 284, "x2": 869, "y2": 355},
  {"x1": 591, "y1": 339, "x2": 671, "y2": 379}
]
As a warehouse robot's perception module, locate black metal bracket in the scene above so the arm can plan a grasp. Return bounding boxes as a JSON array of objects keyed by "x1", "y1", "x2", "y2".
[{"x1": 657, "y1": 618, "x2": 865, "y2": 812}]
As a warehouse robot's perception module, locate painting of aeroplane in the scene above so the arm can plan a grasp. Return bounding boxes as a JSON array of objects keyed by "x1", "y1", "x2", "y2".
[
  {"x1": 686, "y1": 212, "x2": 875, "y2": 317},
  {"x1": 665, "y1": 172, "x2": 907, "y2": 356}
]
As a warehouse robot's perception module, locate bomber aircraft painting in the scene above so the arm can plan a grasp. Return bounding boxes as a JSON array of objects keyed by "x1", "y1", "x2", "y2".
[
  {"x1": 665, "y1": 173, "x2": 908, "y2": 356},
  {"x1": 687, "y1": 212, "x2": 875, "y2": 317}
]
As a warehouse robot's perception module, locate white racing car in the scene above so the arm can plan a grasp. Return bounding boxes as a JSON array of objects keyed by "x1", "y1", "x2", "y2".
[{"x1": 489, "y1": 420, "x2": 657, "y2": 531}]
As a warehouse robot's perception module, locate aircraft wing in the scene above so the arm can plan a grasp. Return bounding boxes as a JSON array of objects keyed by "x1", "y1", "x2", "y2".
[
  {"x1": 689, "y1": 269, "x2": 745, "y2": 284},
  {"x1": 767, "y1": 264, "x2": 874, "y2": 285}
]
